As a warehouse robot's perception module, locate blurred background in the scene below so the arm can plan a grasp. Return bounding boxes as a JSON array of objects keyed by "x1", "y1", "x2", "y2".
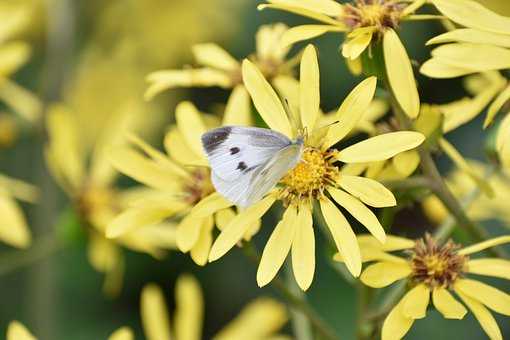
[{"x1": 0, "y1": 0, "x2": 509, "y2": 339}]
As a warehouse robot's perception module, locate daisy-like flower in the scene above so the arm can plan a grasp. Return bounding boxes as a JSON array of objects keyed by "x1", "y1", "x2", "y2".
[
  {"x1": 145, "y1": 23, "x2": 299, "y2": 100},
  {"x1": 344, "y1": 233, "x2": 510, "y2": 340},
  {"x1": 5, "y1": 320, "x2": 134, "y2": 340},
  {"x1": 107, "y1": 91, "x2": 257, "y2": 266},
  {"x1": 140, "y1": 275, "x2": 290, "y2": 340},
  {"x1": 258, "y1": 0, "x2": 447, "y2": 119},
  {"x1": 207, "y1": 44, "x2": 425, "y2": 290}
]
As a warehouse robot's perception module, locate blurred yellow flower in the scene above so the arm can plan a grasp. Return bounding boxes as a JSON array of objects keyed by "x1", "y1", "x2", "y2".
[
  {"x1": 140, "y1": 275, "x2": 290, "y2": 340},
  {"x1": 344, "y1": 233, "x2": 510, "y2": 340},
  {"x1": 145, "y1": 23, "x2": 299, "y2": 100},
  {"x1": 107, "y1": 91, "x2": 256, "y2": 266},
  {"x1": 208, "y1": 45, "x2": 425, "y2": 290}
]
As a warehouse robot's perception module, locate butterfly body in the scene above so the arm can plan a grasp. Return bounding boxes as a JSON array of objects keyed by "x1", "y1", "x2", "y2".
[{"x1": 201, "y1": 126, "x2": 304, "y2": 207}]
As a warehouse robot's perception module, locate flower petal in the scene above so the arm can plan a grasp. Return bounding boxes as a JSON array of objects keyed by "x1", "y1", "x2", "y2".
[
  {"x1": 324, "y1": 76, "x2": 377, "y2": 148},
  {"x1": 459, "y1": 236, "x2": 510, "y2": 255},
  {"x1": 141, "y1": 283, "x2": 172, "y2": 340},
  {"x1": 427, "y1": 29, "x2": 510, "y2": 48},
  {"x1": 223, "y1": 85, "x2": 252, "y2": 126},
  {"x1": 342, "y1": 29, "x2": 373, "y2": 60},
  {"x1": 209, "y1": 195, "x2": 276, "y2": 261},
  {"x1": 0, "y1": 191, "x2": 31, "y2": 248},
  {"x1": 189, "y1": 192, "x2": 233, "y2": 219},
  {"x1": 281, "y1": 25, "x2": 344, "y2": 47},
  {"x1": 381, "y1": 298, "x2": 414, "y2": 340},
  {"x1": 7, "y1": 321, "x2": 36, "y2": 340},
  {"x1": 485, "y1": 83, "x2": 510, "y2": 128},
  {"x1": 258, "y1": 4, "x2": 342, "y2": 26},
  {"x1": 392, "y1": 150, "x2": 420, "y2": 177},
  {"x1": 360, "y1": 262, "x2": 411, "y2": 288},
  {"x1": 300, "y1": 45, "x2": 320, "y2": 131},
  {"x1": 420, "y1": 58, "x2": 475, "y2": 79},
  {"x1": 456, "y1": 290, "x2": 503, "y2": 340},
  {"x1": 432, "y1": 287, "x2": 467, "y2": 319},
  {"x1": 108, "y1": 327, "x2": 134, "y2": 340},
  {"x1": 338, "y1": 175, "x2": 396, "y2": 208},
  {"x1": 267, "y1": 0, "x2": 344, "y2": 16},
  {"x1": 320, "y1": 197, "x2": 361, "y2": 277},
  {"x1": 176, "y1": 101, "x2": 207, "y2": 158},
  {"x1": 455, "y1": 279, "x2": 510, "y2": 316},
  {"x1": 402, "y1": 284, "x2": 430, "y2": 319},
  {"x1": 190, "y1": 217, "x2": 214, "y2": 266},
  {"x1": 291, "y1": 205, "x2": 315, "y2": 290},
  {"x1": 242, "y1": 59, "x2": 292, "y2": 137},
  {"x1": 328, "y1": 187, "x2": 386, "y2": 243},
  {"x1": 174, "y1": 275, "x2": 203, "y2": 340},
  {"x1": 191, "y1": 43, "x2": 239, "y2": 71},
  {"x1": 358, "y1": 234, "x2": 415, "y2": 251},
  {"x1": 257, "y1": 206, "x2": 297, "y2": 287},
  {"x1": 467, "y1": 258, "x2": 510, "y2": 280},
  {"x1": 0, "y1": 41, "x2": 30, "y2": 76},
  {"x1": 338, "y1": 131, "x2": 425, "y2": 163},
  {"x1": 431, "y1": 43, "x2": 510, "y2": 72},
  {"x1": 177, "y1": 214, "x2": 206, "y2": 253},
  {"x1": 431, "y1": 0, "x2": 510, "y2": 35},
  {"x1": 383, "y1": 29, "x2": 420, "y2": 118}
]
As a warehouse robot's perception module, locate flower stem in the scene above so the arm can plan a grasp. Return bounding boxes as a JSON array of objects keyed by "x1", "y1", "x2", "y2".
[
  {"x1": 242, "y1": 243, "x2": 339, "y2": 340},
  {"x1": 284, "y1": 262, "x2": 314, "y2": 340}
]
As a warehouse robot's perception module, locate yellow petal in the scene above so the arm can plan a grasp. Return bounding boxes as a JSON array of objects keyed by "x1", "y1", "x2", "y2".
[
  {"x1": 360, "y1": 262, "x2": 411, "y2": 288},
  {"x1": 335, "y1": 247, "x2": 406, "y2": 263},
  {"x1": 141, "y1": 283, "x2": 172, "y2": 340},
  {"x1": 291, "y1": 205, "x2": 315, "y2": 290},
  {"x1": 459, "y1": 235, "x2": 510, "y2": 255},
  {"x1": 108, "y1": 327, "x2": 134, "y2": 340},
  {"x1": 432, "y1": 287, "x2": 467, "y2": 319},
  {"x1": 190, "y1": 217, "x2": 214, "y2": 266},
  {"x1": 328, "y1": 187, "x2": 386, "y2": 243},
  {"x1": 177, "y1": 214, "x2": 206, "y2": 253},
  {"x1": 338, "y1": 175, "x2": 396, "y2": 208},
  {"x1": 300, "y1": 45, "x2": 320, "y2": 131},
  {"x1": 281, "y1": 25, "x2": 344, "y2": 47},
  {"x1": 145, "y1": 69, "x2": 231, "y2": 100},
  {"x1": 431, "y1": 0, "x2": 510, "y2": 35},
  {"x1": 189, "y1": 192, "x2": 233, "y2": 219},
  {"x1": 324, "y1": 76, "x2": 377, "y2": 148},
  {"x1": 320, "y1": 197, "x2": 361, "y2": 277},
  {"x1": 0, "y1": 79, "x2": 42, "y2": 123},
  {"x1": 255, "y1": 23, "x2": 291, "y2": 63},
  {"x1": 174, "y1": 275, "x2": 203, "y2": 340},
  {"x1": 209, "y1": 195, "x2": 276, "y2": 261},
  {"x1": 213, "y1": 298, "x2": 288, "y2": 340},
  {"x1": 456, "y1": 290, "x2": 502, "y2": 340},
  {"x1": 497, "y1": 113, "x2": 510, "y2": 152},
  {"x1": 242, "y1": 59, "x2": 292, "y2": 137},
  {"x1": 87, "y1": 235, "x2": 121, "y2": 273},
  {"x1": 381, "y1": 298, "x2": 414, "y2": 340},
  {"x1": 467, "y1": 258, "x2": 510, "y2": 280},
  {"x1": 0, "y1": 191, "x2": 31, "y2": 248},
  {"x1": 342, "y1": 29, "x2": 373, "y2": 60},
  {"x1": 420, "y1": 58, "x2": 475, "y2": 79},
  {"x1": 439, "y1": 138, "x2": 494, "y2": 197},
  {"x1": 223, "y1": 85, "x2": 252, "y2": 126},
  {"x1": 402, "y1": 284, "x2": 430, "y2": 319},
  {"x1": 258, "y1": 4, "x2": 341, "y2": 26},
  {"x1": 164, "y1": 128, "x2": 204, "y2": 167},
  {"x1": 358, "y1": 234, "x2": 415, "y2": 251},
  {"x1": 191, "y1": 43, "x2": 239, "y2": 71},
  {"x1": 383, "y1": 29, "x2": 420, "y2": 118},
  {"x1": 345, "y1": 56, "x2": 363, "y2": 76},
  {"x1": 267, "y1": 0, "x2": 344, "y2": 16},
  {"x1": 454, "y1": 279, "x2": 510, "y2": 316},
  {"x1": 431, "y1": 43, "x2": 510, "y2": 72},
  {"x1": 215, "y1": 208, "x2": 236, "y2": 231},
  {"x1": 427, "y1": 29, "x2": 510, "y2": 48},
  {"x1": 7, "y1": 321, "x2": 37, "y2": 340},
  {"x1": 340, "y1": 162, "x2": 368, "y2": 176},
  {"x1": 257, "y1": 206, "x2": 297, "y2": 287},
  {"x1": 338, "y1": 131, "x2": 425, "y2": 163},
  {"x1": 485, "y1": 83, "x2": 510, "y2": 127},
  {"x1": 392, "y1": 150, "x2": 420, "y2": 177},
  {"x1": 0, "y1": 41, "x2": 30, "y2": 76},
  {"x1": 176, "y1": 101, "x2": 207, "y2": 158}
]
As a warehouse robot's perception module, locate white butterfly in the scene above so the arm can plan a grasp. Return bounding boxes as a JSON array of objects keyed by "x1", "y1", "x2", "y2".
[{"x1": 201, "y1": 126, "x2": 304, "y2": 208}]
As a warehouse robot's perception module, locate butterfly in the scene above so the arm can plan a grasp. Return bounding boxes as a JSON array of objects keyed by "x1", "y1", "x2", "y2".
[{"x1": 201, "y1": 126, "x2": 304, "y2": 208}]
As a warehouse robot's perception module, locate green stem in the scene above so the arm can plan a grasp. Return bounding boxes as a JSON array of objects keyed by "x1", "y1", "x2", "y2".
[
  {"x1": 242, "y1": 243, "x2": 338, "y2": 340},
  {"x1": 284, "y1": 262, "x2": 314, "y2": 340},
  {"x1": 381, "y1": 176, "x2": 429, "y2": 191}
]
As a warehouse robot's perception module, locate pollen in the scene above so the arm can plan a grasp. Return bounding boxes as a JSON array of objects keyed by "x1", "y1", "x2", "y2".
[
  {"x1": 279, "y1": 148, "x2": 340, "y2": 205},
  {"x1": 184, "y1": 168, "x2": 214, "y2": 205},
  {"x1": 343, "y1": 0, "x2": 404, "y2": 34},
  {"x1": 409, "y1": 234, "x2": 468, "y2": 288}
]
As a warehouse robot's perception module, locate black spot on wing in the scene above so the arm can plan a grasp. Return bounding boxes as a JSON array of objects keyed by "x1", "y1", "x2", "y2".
[
  {"x1": 237, "y1": 161, "x2": 247, "y2": 171},
  {"x1": 230, "y1": 147, "x2": 240, "y2": 154},
  {"x1": 201, "y1": 127, "x2": 232, "y2": 154}
]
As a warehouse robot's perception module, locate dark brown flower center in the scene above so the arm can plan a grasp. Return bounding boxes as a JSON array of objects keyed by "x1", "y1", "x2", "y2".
[
  {"x1": 343, "y1": 0, "x2": 404, "y2": 34},
  {"x1": 184, "y1": 168, "x2": 214, "y2": 205}
]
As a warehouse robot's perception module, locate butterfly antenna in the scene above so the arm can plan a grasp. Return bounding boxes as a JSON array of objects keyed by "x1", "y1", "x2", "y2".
[{"x1": 283, "y1": 98, "x2": 301, "y2": 133}]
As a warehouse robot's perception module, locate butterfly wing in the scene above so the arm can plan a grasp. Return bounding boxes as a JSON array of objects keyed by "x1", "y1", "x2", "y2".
[{"x1": 201, "y1": 126, "x2": 292, "y2": 182}]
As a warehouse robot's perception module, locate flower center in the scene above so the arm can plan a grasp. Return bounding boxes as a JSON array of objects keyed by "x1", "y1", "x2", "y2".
[
  {"x1": 77, "y1": 184, "x2": 118, "y2": 222},
  {"x1": 343, "y1": 0, "x2": 404, "y2": 33},
  {"x1": 279, "y1": 147, "x2": 339, "y2": 205},
  {"x1": 410, "y1": 234, "x2": 468, "y2": 288},
  {"x1": 184, "y1": 168, "x2": 214, "y2": 205}
]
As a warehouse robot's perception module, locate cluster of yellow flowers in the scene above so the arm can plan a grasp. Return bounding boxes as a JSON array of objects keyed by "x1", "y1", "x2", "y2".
[{"x1": 2, "y1": 0, "x2": 510, "y2": 339}]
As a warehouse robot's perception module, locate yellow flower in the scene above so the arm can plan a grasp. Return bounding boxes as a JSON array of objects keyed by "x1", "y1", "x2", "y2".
[
  {"x1": 0, "y1": 173, "x2": 37, "y2": 248},
  {"x1": 145, "y1": 23, "x2": 298, "y2": 100},
  {"x1": 347, "y1": 233, "x2": 510, "y2": 340},
  {"x1": 107, "y1": 91, "x2": 257, "y2": 266},
  {"x1": 5, "y1": 320, "x2": 134, "y2": 340},
  {"x1": 208, "y1": 45, "x2": 425, "y2": 290},
  {"x1": 140, "y1": 275, "x2": 290, "y2": 340}
]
